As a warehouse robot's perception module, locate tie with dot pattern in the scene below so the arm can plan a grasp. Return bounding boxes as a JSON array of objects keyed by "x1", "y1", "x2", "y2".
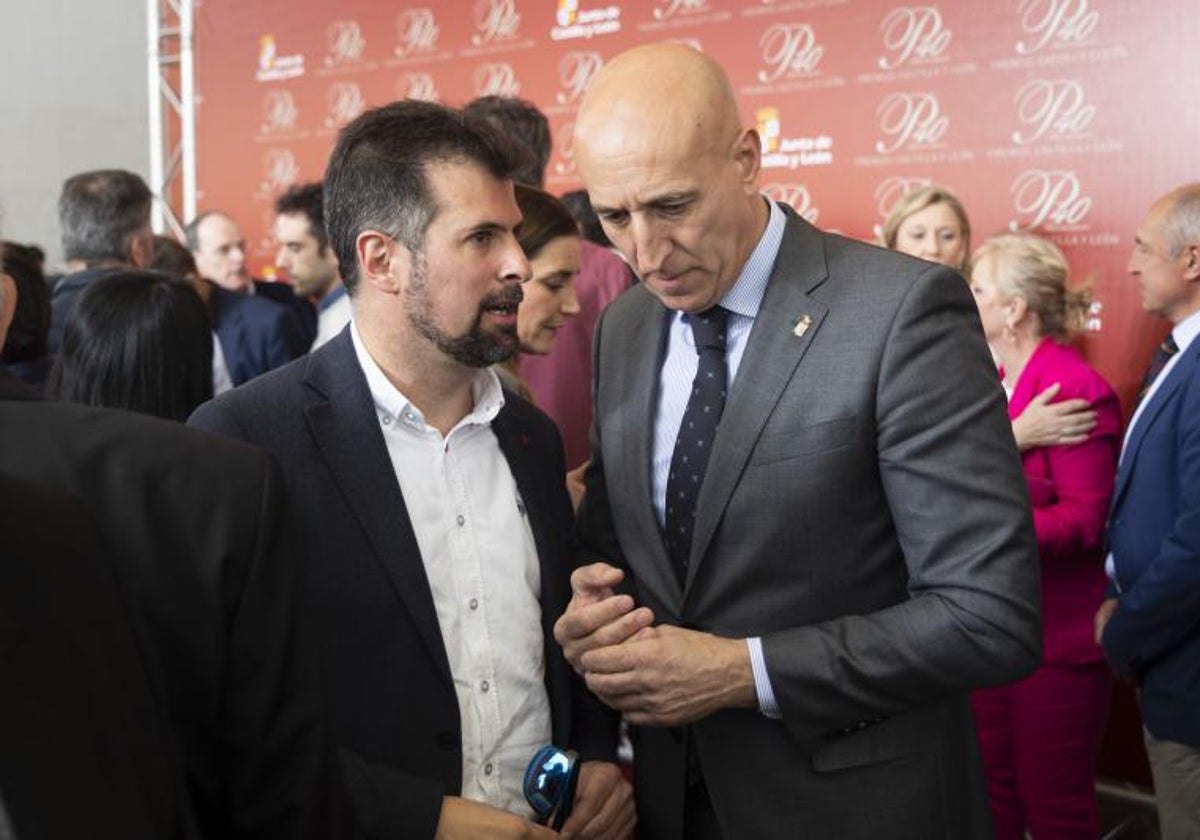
[{"x1": 665, "y1": 306, "x2": 729, "y2": 588}]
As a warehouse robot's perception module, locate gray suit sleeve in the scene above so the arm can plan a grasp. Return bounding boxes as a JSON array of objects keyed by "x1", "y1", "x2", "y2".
[{"x1": 762, "y1": 265, "x2": 1042, "y2": 746}]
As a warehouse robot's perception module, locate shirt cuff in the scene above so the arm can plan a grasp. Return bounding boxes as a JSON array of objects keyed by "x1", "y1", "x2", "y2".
[{"x1": 747, "y1": 637, "x2": 782, "y2": 719}]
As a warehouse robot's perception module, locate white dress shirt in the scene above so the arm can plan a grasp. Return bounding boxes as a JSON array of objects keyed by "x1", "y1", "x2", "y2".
[
  {"x1": 650, "y1": 198, "x2": 787, "y2": 717},
  {"x1": 350, "y1": 324, "x2": 552, "y2": 817},
  {"x1": 211, "y1": 330, "x2": 233, "y2": 395}
]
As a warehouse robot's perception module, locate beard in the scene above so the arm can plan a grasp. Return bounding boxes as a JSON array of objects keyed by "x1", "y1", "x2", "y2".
[{"x1": 404, "y1": 250, "x2": 522, "y2": 367}]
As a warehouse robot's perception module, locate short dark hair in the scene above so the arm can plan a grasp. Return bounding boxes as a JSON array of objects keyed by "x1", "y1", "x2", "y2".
[
  {"x1": 58, "y1": 170, "x2": 153, "y2": 266},
  {"x1": 324, "y1": 99, "x2": 515, "y2": 294},
  {"x1": 463, "y1": 96, "x2": 551, "y2": 188},
  {"x1": 2, "y1": 241, "x2": 52, "y2": 362},
  {"x1": 47, "y1": 270, "x2": 213, "y2": 422},
  {"x1": 560, "y1": 189, "x2": 611, "y2": 248},
  {"x1": 149, "y1": 235, "x2": 199, "y2": 280},
  {"x1": 275, "y1": 182, "x2": 329, "y2": 252},
  {"x1": 514, "y1": 185, "x2": 579, "y2": 262}
]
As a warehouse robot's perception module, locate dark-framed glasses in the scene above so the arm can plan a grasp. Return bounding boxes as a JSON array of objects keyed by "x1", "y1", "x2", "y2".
[{"x1": 523, "y1": 745, "x2": 580, "y2": 830}]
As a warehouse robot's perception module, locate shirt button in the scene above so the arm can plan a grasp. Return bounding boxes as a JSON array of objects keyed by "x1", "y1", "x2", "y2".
[
  {"x1": 480, "y1": 680, "x2": 489, "y2": 693},
  {"x1": 469, "y1": 598, "x2": 479, "y2": 610},
  {"x1": 382, "y1": 415, "x2": 392, "y2": 425},
  {"x1": 484, "y1": 763, "x2": 493, "y2": 776},
  {"x1": 456, "y1": 514, "x2": 465, "y2": 527}
]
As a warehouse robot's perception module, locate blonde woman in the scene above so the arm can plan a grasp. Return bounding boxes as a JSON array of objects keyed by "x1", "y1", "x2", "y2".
[
  {"x1": 967, "y1": 233, "x2": 1121, "y2": 840},
  {"x1": 883, "y1": 185, "x2": 1098, "y2": 450}
]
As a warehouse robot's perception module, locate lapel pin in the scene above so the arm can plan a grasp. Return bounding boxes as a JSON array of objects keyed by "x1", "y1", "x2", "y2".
[{"x1": 793, "y1": 314, "x2": 812, "y2": 338}]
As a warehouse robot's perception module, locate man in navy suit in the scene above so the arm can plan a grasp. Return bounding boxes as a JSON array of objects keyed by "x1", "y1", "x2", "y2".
[
  {"x1": 190, "y1": 100, "x2": 632, "y2": 840},
  {"x1": 1098, "y1": 183, "x2": 1200, "y2": 837},
  {"x1": 186, "y1": 211, "x2": 312, "y2": 380}
]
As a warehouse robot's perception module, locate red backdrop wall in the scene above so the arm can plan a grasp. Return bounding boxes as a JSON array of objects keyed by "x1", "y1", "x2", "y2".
[{"x1": 195, "y1": 0, "x2": 1200, "y2": 787}]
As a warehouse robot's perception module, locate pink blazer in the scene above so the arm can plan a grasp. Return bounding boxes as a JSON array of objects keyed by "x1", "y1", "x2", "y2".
[{"x1": 1009, "y1": 337, "x2": 1122, "y2": 666}]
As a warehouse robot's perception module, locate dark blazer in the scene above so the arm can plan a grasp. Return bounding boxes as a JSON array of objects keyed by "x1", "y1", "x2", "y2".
[
  {"x1": 0, "y1": 399, "x2": 352, "y2": 840},
  {"x1": 48, "y1": 266, "x2": 121, "y2": 353},
  {"x1": 255, "y1": 279, "x2": 318, "y2": 346},
  {"x1": 189, "y1": 329, "x2": 617, "y2": 838},
  {"x1": 211, "y1": 285, "x2": 309, "y2": 385},
  {"x1": 1104, "y1": 332, "x2": 1200, "y2": 747},
  {"x1": 577, "y1": 208, "x2": 1042, "y2": 839},
  {"x1": 0, "y1": 475, "x2": 191, "y2": 840},
  {"x1": 0, "y1": 368, "x2": 36, "y2": 400}
]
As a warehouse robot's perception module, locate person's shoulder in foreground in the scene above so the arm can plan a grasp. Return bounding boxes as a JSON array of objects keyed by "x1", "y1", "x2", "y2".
[{"x1": 0, "y1": 399, "x2": 356, "y2": 839}]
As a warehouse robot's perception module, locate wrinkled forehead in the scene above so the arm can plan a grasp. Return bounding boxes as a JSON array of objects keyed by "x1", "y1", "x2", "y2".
[{"x1": 577, "y1": 107, "x2": 729, "y2": 195}]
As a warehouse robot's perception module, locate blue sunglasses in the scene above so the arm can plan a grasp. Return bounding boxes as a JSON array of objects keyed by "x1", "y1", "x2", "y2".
[{"x1": 523, "y1": 745, "x2": 580, "y2": 830}]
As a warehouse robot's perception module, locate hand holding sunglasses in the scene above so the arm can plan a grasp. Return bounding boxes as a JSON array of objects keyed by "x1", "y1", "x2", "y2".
[{"x1": 523, "y1": 745, "x2": 580, "y2": 831}]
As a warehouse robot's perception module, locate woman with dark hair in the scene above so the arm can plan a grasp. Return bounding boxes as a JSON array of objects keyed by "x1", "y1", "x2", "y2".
[
  {"x1": 48, "y1": 270, "x2": 213, "y2": 421},
  {"x1": 1, "y1": 241, "x2": 54, "y2": 393},
  {"x1": 494, "y1": 184, "x2": 581, "y2": 398}
]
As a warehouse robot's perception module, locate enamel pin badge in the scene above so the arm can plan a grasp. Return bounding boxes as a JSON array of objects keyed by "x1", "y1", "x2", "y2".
[{"x1": 793, "y1": 314, "x2": 812, "y2": 338}]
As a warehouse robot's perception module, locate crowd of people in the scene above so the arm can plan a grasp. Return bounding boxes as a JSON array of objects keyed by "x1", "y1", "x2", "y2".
[{"x1": 2, "y1": 43, "x2": 1198, "y2": 840}]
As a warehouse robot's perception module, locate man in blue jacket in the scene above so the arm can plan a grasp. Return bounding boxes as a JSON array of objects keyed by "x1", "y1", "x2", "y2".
[{"x1": 1098, "y1": 183, "x2": 1200, "y2": 838}]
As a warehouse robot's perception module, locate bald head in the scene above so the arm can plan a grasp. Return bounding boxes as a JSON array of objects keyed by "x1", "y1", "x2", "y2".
[
  {"x1": 576, "y1": 44, "x2": 743, "y2": 169},
  {"x1": 572, "y1": 45, "x2": 766, "y2": 313}
]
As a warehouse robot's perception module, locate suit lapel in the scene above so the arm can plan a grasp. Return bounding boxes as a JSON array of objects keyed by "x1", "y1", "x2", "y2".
[
  {"x1": 610, "y1": 297, "x2": 682, "y2": 608},
  {"x1": 302, "y1": 333, "x2": 452, "y2": 682},
  {"x1": 1113, "y1": 346, "x2": 1198, "y2": 509},
  {"x1": 492, "y1": 406, "x2": 574, "y2": 737},
  {"x1": 492, "y1": 408, "x2": 565, "y2": 609},
  {"x1": 686, "y1": 212, "x2": 830, "y2": 597}
]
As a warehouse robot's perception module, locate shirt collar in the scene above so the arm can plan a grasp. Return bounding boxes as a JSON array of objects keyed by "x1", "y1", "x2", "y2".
[
  {"x1": 1172, "y1": 306, "x2": 1200, "y2": 355},
  {"x1": 711, "y1": 197, "x2": 785, "y2": 320},
  {"x1": 320, "y1": 284, "x2": 348, "y2": 312},
  {"x1": 349, "y1": 321, "x2": 505, "y2": 431}
]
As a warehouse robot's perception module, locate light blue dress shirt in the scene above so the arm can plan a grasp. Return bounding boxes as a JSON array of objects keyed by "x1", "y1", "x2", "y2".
[{"x1": 650, "y1": 198, "x2": 786, "y2": 718}]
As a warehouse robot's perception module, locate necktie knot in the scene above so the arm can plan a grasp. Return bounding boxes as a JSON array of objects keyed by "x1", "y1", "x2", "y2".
[
  {"x1": 1136, "y1": 331, "x2": 1181, "y2": 408},
  {"x1": 690, "y1": 306, "x2": 729, "y2": 353}
]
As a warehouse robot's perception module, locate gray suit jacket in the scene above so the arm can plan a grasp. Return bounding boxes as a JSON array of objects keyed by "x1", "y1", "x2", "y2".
[{"x1": 576, "y1": 208, "x2": 1041, "y2": 838}]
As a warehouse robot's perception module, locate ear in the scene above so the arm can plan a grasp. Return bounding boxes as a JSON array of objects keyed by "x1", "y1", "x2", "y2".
[
  {"x1": 356, "y1": 231, "x2": 403, "y2": 295},
  {"x1": 1006, "y1": 295, "x2": 1029, "y2": 328},
  {"x1": 732, "y1": 128, "x2": 763, "y2": 196},
  {"x1": 1182, "y1": 243, "x2": 1200, "y2": 282},
  {"x1": 128, "y1": 231, "x2": 153, "y2": 269}
]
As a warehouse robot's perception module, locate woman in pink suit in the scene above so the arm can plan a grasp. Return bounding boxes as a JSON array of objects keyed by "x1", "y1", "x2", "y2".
[{"x1": 969, "y1": 233, "x2": 1122, "y2": 839}]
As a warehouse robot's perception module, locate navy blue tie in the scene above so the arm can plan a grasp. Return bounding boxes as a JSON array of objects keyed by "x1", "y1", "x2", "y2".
[
  {"x1": 665, "y1": 306, "x2": 729, "y2": 587},
  {"x1": 1135, "y1": 333, "x2": 1179, "y2": 409}
]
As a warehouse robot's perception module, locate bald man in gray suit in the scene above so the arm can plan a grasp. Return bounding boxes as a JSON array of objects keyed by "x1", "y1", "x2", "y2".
[{"x1": 554, "y1": 45, "x2": 1041, "y2": 839}]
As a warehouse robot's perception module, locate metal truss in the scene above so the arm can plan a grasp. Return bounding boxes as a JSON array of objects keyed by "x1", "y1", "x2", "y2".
[{"x1": 147, "y1": 0, "x2": 196, "y2": 238}]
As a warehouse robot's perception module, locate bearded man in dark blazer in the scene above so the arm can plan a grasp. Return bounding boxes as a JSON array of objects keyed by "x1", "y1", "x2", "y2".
[
  {"x1": 190, "y1": 101, "x2": 631, "y2": 840},
  {"x1": 554, "y1": 44, "x2": 1042, "y2": 839}
]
